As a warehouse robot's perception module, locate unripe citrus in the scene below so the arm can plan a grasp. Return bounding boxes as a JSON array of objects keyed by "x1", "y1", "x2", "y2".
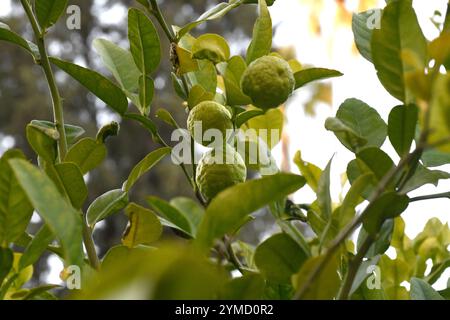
[
  {"x1": 196, "y1": 146, "x2": 247, "y2": 201},
  {"x1": 241, "y1": 56, "x2": 295, "y2": 109},
  {"x1": 187, "y1": 101, "x2": 233, "y2": 146}
]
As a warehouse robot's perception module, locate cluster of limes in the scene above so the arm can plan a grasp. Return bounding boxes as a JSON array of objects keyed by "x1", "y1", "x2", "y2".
[{"x1": 187, "y1": 55, "x2": 294, "y2": 201}]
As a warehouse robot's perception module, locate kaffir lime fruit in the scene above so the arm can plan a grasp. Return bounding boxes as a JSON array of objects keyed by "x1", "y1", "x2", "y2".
[
  {"x1": 196, "y1": 146, "x2": 247, "y2": 201},
  {"x1": 241, "y1": 55, "x2": 295, "y2": 109},
  {"x1": 187, "y1": 101, "x2": 233, "y2": 146}
]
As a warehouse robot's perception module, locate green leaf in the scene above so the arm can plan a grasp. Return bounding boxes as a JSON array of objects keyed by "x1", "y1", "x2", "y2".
[
  {"x1": 0, "y1": 248, "x2": 13, "y2": 286},
  {"x1": 87, "y1": 189, "x2": 129, "y2": 228},
  {"x1": 30, "y1": 120, "x2": 85, "y2": 146},
  {"x1": 0, "y1": 150, "x2": 33, "y2": 246},
  {"x1": 235, "y1": 109, "x2": 265, "y2": 128},
  {"x1": 124, "y1": 147, "x2": 171, "y2": 192},
  {"x1": 170, "y1": 197, "x2": 204, "y2": 237},
  {"x1": 293, "y1": 253, "x2": 340, "y2": 299},
  {"x1": 49, "y1": 57, "x2": 128, "y2": 115},
  {"x1": 0, "y1": 23, "x2": 39, "y2": 58},
  {"x1": 293, "y1": 151, "x2": 322, "y2": 193},
  {"x1": 221, "y1": 273, "x2": 265, "y2": 299},
  {"x1": 46, "y1": 162, "x2": 88, "y2": 209},
  {"x1": 428, "y1": 74, "x2": 450, "y2": 153},
  {"x1": 156, "y1": 109, "x2": 180, "y2": 128},
  {"x1": 96, "y1": 121, "x2": 120, "y2": 143},
  {"x1": 123, "y1": 113, "x2": 160, "y2": 143},
  {"x1": 294, "y1": 68, "x2": 343, "y2": 89},
  {"x1": 177, "y1": 1, "x2": 243, "y2": 39},
  {"x1": 171, "y1": 72, "x2": 188, "y2": 99},
  {"x1": 128, "y1": 8, "x2": 161, "y2": 75},
  {"x1": 335, "y1": 173, "x2": 372, "y2": 230},
  {"x1": 122, "y1": 203, "x2": 162, "y2": 248},
  {"x1": 410, "y1": 277, "x2": 444, "y2": 300},
  {"x1": 246, "y1": 0, "x2": 272, "y2": 64},
  {"x1": 19, "y1": 225, "x2": 53, "y2": 270},
  {"x1": 388, "y1": 104, "x2": 418, "y2": 157},
  {"x1": 64, "y1": 138, "x2": 107, "y2": 175},
  {"x1": 9, "y1": 159, "x2": 83, "y2": 266},
  {"x1": 254, "y1": 233, "x2": 308, "y2": 284},
  {"x1": 352, "y1": 9, "x2": 382, "y2": 63},
  {"x1": 326, "y1": 98, "x2": 387, "y2": 153},
  {"x1": 358, "y1": 219, "x2": 394, "y2": 258},
  {"x1": 421, "y1": 148, "x2": 450, "y2": 167},
  {"x1": 187, "y1": 85, "x2": 215, "y2": 109},
  {"x1": 362, "y1": 192, "x2": 409, "y2": 235},
  {"x1": 93, "y1": 38, "x2": 141, "y2": 94},
  {"x1": 243, "y1": 108, "x2": 283, "y2": 149},
  {"x1": 26, "y1": 123, "x2": 58, "y2": 163},
  {"x1": 317, "y1": 158, "x2": 332, "y2": 219},
  {"x1": 147, "y1": 196, "x2": 192, "y2": 237},
  {"x1": 220, "y1": 56, "x2": 252, "y2": 106},
  {"x1": 195, "y1": 173, "x2": 306, "y2": 251},
  {"x1": 401, "y1": 164, "x2": 450, "y2": 193},
  {"x1": 188, "y1": 60, "x2": 217, "y2": 94},
  {"x1": 35, "y1": 0, "x2": 68, "y2": 30},
  {"x1": 192, "y1": 33, "x2": 230, "y2": 64},
  {"x1": 371, "y1": 0, "x2": 427, "y2": 102}
]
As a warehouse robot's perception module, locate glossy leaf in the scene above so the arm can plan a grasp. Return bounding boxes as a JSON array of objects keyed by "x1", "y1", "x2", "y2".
[
  {"x1": 177, "y1": 1, "x2": 243, "y2": 39},
  {"x1": 46, "y1": 162, "x2": 88, "y2": 209},
  {"x1": 30, "y1": 120, "x2": 85, "y2": 146},
  {"x1": 0, "y1": 150, "x2": 33, "y2": 246},
  {"x1": 221, "y1": 273, "x2": 265, "y2": 299},
  {"x1": 326, "y1": 98, "x2": 387, "y2": 152},
  {"x1": 64, "y1": 138, "x2": 107, "y2": 175},
  {"x1": 87, "y1": 189, "x2": 129, "y2": 228},
  {"x1": 254, "y1": 233, "x2": 308, "y2": 283},
  {"x1": 362, "y1": 192, "x2": 409, "y2": 235},
  {"x1": 294, "y1": 68, "x2": 343, "y2": 89},
  {"x1": 0, "y1": 23, "x2": 39, "y2": 58},
  {"x1": 195, "y1": 173, "x2": 306, "y2": 250},
  {"x1": 401, "y1": 165, "x2": 450, "y2": 194},
  {"x1": 371, "y1": 0, "x2": 427, "y2": 102},
  {"x1": 0, "y1": 248, "x2": 13, "y2": 285},
  {"x1": 50, "y1": 57, "x2": 128, "y2": 115},
  {"x1": 19, "y1": 225, "x2": 53, "y2": 270},
  {"x1": 352, "y1": 9, "x2": 382, "y2": 63},
  {"x1": 124, "y1": 147, "x2": 171, "y2": 192},
  {"x1": 147, "y1": 196, "x2": 192, "y2": 237},
  {"x1": 246, "y1": 0, "x2": 272, "y2": 64},
  {"x1": 9, "y1": 159, "x2": 83, "y2": 266},
  {"x1": 170, "y1": 197, "x2": 204, "y2": 236},
  {"x1": 128, "y1": 8, "x2": 161, "y2": 74},
  {"x1": 35, "y1": 0, "x2": 68, "y2": 30},
  {"x1": 410, "y1": 278, "x2": 444, "y2": 300},
  {"x1": 388, "y1": 104, "x2": 418, "y2": 157},
  {"x1": 188, "y1": 60, "x2": 217, "y2": 94},
  {"x1": 192, "y1": 33, "x2": 230, "y2": 64},
  {"x1": 243, "y1": 108, "x2": 283, "y2": 149},
  {"x1": 293, "y1": 151, "x2": 322, "y2": 193},
  {"x1": 122, "y1": 203, "x2": 162, "y2": 248},
  {"x1": 221, "y1": 56, "x2": 252, "y2": 106},
  {"x1": 26, "y1": 123, "x2": 58, "y2": 163},
  {"x1": 138, "y1": 75, "x2": 154, "y2": 115},
  {"x1": 93, "y1": 38, "x2": 141, "y2": 94}
]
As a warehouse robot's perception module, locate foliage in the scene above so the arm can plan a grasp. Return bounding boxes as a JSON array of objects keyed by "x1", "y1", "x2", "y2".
[{"x1": 0, "y1": 0, "x2": 448, "y2": 301}]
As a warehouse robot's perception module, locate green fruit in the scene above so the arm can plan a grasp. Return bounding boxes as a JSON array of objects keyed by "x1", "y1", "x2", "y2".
[
  {"x1": 235, "y1": 135, "x2": 271, "y2": 171},
  {"x1": 241, "y1": 56, "x2": 295, "y2": 109},
  {"x1": 243, "y1": 0, "x2": 276, "y2": 6},
  {"x1": 187, "y1": 101, "x2": 233, "y2": 146},
  {"x1": 196, "y1": 146, "x2": 247, "y2": 201}
]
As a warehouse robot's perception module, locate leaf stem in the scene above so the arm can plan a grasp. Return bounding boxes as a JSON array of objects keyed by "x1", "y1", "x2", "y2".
[
  {"x1": 81, "y1": 216, "x2": 101, "y2": 270},
  {"x1": 410, "y1": 191, "x2": 450, "y2": 202},
  {"x1": 148, "y1": 0, "x2": 176, "y2": 43},
  {"x1": 20, "y1": 0, "x2": 68, "y2": 161}
]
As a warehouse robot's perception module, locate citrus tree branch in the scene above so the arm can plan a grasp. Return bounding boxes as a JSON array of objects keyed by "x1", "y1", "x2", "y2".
[
  {"x1": 410, "y1": 191, "x2": 450, "y2": 202},
  {"x1": 20, "y1": 0, "x2": 68, "y2": 160}
]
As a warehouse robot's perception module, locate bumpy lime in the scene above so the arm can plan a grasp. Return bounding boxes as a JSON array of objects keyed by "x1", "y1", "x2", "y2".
[
  {"x1": 196, "y1": 146, "x2": 247, "y2": 201},
  {"x1": 187, "y1": 101, "x2": 233, "y2": 146},
  {"x1": 241, "y1": 55, "x2": 295, "y2": 109}
]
